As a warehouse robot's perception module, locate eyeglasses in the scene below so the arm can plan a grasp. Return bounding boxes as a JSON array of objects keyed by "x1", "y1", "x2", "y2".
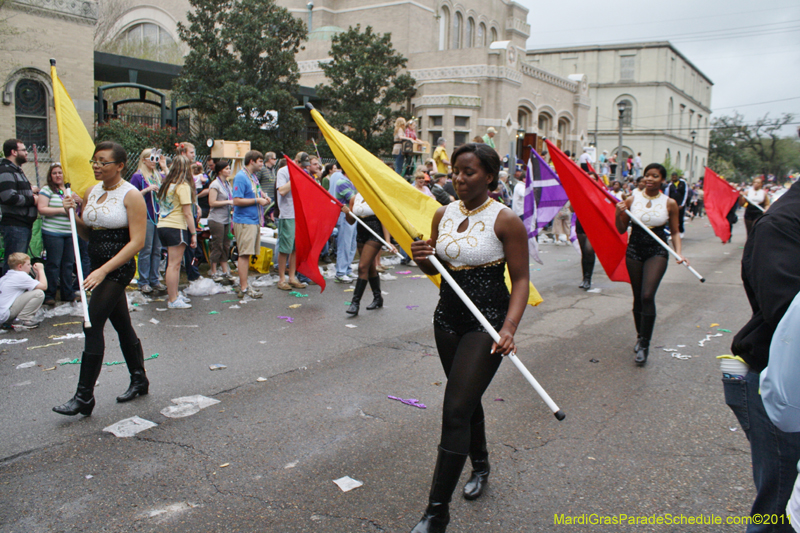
[{"x1": 89, "y1": 160, "x2": 119, "y2": 167}]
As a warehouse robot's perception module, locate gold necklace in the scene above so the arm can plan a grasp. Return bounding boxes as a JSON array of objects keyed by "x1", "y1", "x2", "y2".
[
  {"x1": 459, "y1": 197, "x2": 493, "y2": 217},
  {"x1": 102, "y1": 179, "x2": 124, "y2": 191},
  {"x1": 642, "y1": 190, "x2": 661, "y2": 200}
]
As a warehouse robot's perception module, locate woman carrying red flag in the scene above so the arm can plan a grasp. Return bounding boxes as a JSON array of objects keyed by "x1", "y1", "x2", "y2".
[{"x1": 615, "y1": 163, "x2": 688, "y2": 366}]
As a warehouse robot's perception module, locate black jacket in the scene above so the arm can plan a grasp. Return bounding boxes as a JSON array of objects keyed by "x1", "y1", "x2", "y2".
[
  {"x1": 0, "y1": 159, "x2": 37, "y2": 227},
  {"x1": 732, "y1": 184, "x2": 800, "y2": 372},
  {"x1": 665, "y1": 178, "x2": 688, "y2": 208}
]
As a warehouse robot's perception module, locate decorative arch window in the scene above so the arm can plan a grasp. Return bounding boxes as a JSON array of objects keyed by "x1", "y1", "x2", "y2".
[
  {"x1": 490, "y1": 26, "x2": 498, "y2": 43},
  {"x1": 15, "y1": 79, "x2": 48, "y2": 152},
  {"x1": 439, "y1": 7, "x2": 450, "y2": 51},
  {"x1": 666, "y1": 148, "x2": 671, "y2": 164},
  {"x1": 676, "y1": 151, "x2": 682, "y2": 169},
  {"x1": 667, "y1": 98, "x2": 673, "y2": 131},
  {"x1": 477, "y1": 23, "x2": 486, "y2": 47},
  {"x1": 617, "y1": 99, "x2": 633, "y2": 127},
  {"x1": 453, "y1": 12, "x2": 462, "y2": 49},
  {"x1": 557, "y1": 117, "x2": 570, "y2": 148},
  {"x1": 538, "y1": 113, "x2": 551, "y2": 134},
  {"x1": 117, "y1": 22, "x2": 176, "y2": 61},
  {"x1": 466, "y1": 17, "x2": 474, "y2": 48}
]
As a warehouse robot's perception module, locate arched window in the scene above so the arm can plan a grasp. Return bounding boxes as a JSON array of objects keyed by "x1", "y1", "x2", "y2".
[
  {"x1": 15, "y1": 79, "x2": 48, "y2": 152},
  {"x1": 116, "y1": 22, "x2": 176, "y2": 61},
  {"x1": 490, "y1": 27, "x2": 498, "y2": 43},
  {"x1": 453, "y1": 12, "x2": 462, "y2": 49},
  {"x1": 557, "y1": 118, "x2": 570, "y2": 149},
  {"x1": 676, "y1": 151, "x2": 682, "y2": 170},
  {"x1": 616, "y1": 99, "x2": 632, "y2": 127},
  {"x1": 666, "y1": 148, "x2": 671, "y2": 165},
  {"x1": 477, "y1": 23, "x2": 486, "y2": 47},
  {"x1": 667, "y1": 98, "x2": 673, "y2": 131},
  {"x1": 439, "y1": 7, "x2": 450, "y2": 51},
  {"x1": 686, "y1": 154, "x2": 690, "y2": 174},
  {"x1": 538, "y1": 113, "x2": 551, "y2": 135},
  {"x1": 466, "y1": 17, "x2": 474, "y2": 48}
]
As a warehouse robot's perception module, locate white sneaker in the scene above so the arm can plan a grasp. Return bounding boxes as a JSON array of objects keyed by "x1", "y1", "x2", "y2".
[
  {"x1": 680, "y1": 232, "x2": 685, "y2": 239},
  {"x1": 335, "y1": 274, "x2": 354, "y2": 283},
  {"x1": 178, "y1": 294, "x2": 192, "y2": 303},
  {"x1": 168, "y1": 299, "x2": 192, "y2": 309}
]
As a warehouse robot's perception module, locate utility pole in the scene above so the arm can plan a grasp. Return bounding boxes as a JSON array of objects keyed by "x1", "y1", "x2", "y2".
[{"x1": 616, "y1": 102, "x2": 625, "y2": 183}]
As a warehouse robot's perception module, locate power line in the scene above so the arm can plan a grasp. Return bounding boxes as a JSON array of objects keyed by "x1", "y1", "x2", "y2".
[{"x1": 715, "y1": 96, "x2": 800, "y2": 110}]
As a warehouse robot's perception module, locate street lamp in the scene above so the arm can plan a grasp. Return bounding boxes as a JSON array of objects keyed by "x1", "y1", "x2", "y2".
[
  {"x1": 307, "y1": 1, "x2": 314, "y2": 31},
  {"x1": 689, "y1": 130, "x2": 697, "y2": 184},
  {"x1": 616, "y1": 101, "x2": 625, "y2": 183}
]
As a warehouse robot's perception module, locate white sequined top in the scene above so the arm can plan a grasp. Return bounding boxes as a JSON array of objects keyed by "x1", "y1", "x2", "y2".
[
  {"x1": 630, "y1": 189, "x2": 669, "y2": 228},
  {"x1": 83, "y1": 181, "x2": 137, "y2": 229},
  {"x1": 436, "y1": 198, "x2": 507, "y2": 270}
]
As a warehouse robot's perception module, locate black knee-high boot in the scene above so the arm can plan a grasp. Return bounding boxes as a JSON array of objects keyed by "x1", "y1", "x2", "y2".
[
  {"x1": 411, "y1": 447, "x2": 468, "y2": 533},
  {"x1": 635, "y1": 313, "x2": 656, "y2": 366},
  {"x1": 346, "y1": 278, "x2": 368, "y2": 316},
  {"x1": 365, "y1": 276, "x2": 383, "y2": 310},
  {"x1": 463, "y1": 420, "x2": 490, "y2": 500},
  {"x1": 632, "y1": 310, "x2": 642, "y2": 353},
  {"x1": 117, "y1": 340, "x2": 149, "y2": 402},
  {"x1": 53, "y1": 352, "x2": 103, "y2": 416}
]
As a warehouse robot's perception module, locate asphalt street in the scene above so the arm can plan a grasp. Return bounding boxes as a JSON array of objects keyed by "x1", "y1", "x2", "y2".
[{"x1": 1, "y1": 216, "x2": 758, "y2": 532}]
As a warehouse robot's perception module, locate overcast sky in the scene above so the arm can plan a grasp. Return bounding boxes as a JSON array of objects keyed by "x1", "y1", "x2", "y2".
[{"x1": 518, "y1": 0, "x2": 800, "y2": 136}]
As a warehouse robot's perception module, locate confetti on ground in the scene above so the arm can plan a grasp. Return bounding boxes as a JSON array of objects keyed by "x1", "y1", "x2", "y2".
[
  {"x1": 284, "y1": 461, "x2": 298, "y2": 469},
  {"x1": 149, "y1": 318, "x2": 160, "y2": 325},
  {"x1": 221, "y1": 300, "x2": 238, "y2": 303},
  {"x1": 289, "y1": 304, "x2": 301, "y2": 309},
  {"x1": 698, "y1": 333, "x2": 724, "y2": 347},
  {"x1": 277, "y1": 316, "x2": 294, "y2": 323},
  {"x1": 388, "y1": 395, "x2": 426, "y2": 409},
  {"x1": 0, "y1": 338, "x2": 27, "y2": 345},
  {"x1": 27, "y1": 342, "x2": 63, "y2": 350},
  {"x1": 103, "y1": 416, "x2": 157, "y2": 438},
  {"x1": 710, "y1": 323, "x2": 720, "y2": 328},
  {"x1": 333, "y1": 476, "x2": 363, "y2": 492},
  {"x1": 671, "y1": 353, "x2": 692, "y2": 360},
  {"x1": 717, "y1": 328, "x2": 732, "y2": 333},
  {"x1": 52, "y1": 321, "x2": 81, "y2": 327},
  {"x1": 42, "y1": 366, "x2": 56, "y2": 371},
  {"x1": 586, "y1": 288, "x2": 602, "y2": 293},
  {"x1": 229, "y1": 305, "x2": 241, "y2": 309},
  {"x1": 432, "y1": 381, "x2": 442, "y2": 386},
  {"x1": 49, "y1": 333, "x2": 84, "y2": 340},
  {"x1": 156, "y1": 308, "x2": 167, "y2": 312},
  {"x1": 494, "y1": 398, "x2": 505, "y2": 402},
  {"x1": 409, "y1": 275, "x2": 426, "y2": 279},
  {"x1": 257, "y1": 377, "x2": 267, "y2": 382},
  {"x1": 145, "y1": 354, "x2": 159, "y2": 361},
  {"x1": 406, "y1": 305, "x2": 419, "y2": 310},
  {"x1": 396, "y1": 270, "x2": 412, "y2": 275},
  {"x1": 345, "y1": 324, "x2": 357, "y2": 328},
  {"x1": 209, "y1": 364, "x2": 227, "y2": 371},
  {"x1": 16, "y1": 361, "x2": 36, "y2": 369},
  {"x1": 209, "y1": 311, "x2": 219, "y2": 315},
  {"x1": 344, "y1": 289, "x2": 354, "y2": 292},
  {"x1": 219, "y1": 463, "x2": 229, "y2": 468},
  {"x1": 289, "y1": 291, "x2": 309, "y2": 298},
  {"x1": 59, "y1": 358, "x2": 80, "y2": 365}
]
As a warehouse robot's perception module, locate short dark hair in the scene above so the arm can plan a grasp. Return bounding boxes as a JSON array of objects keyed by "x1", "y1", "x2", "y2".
[
  {"x1": 93, "y1": 141, "x2": 127, "y2": 170},
  {"x1": 645, "y1": 163, "x2": 667, "y2": 180},
  {"x1": 3, "y1": 139, "x2": 23, "y2": 158},
  {"x1": 244, "y1": 150, "x2": 264, "y2": 166},
  {"x1": 450, "y1": 143, "x2": 501, "y2": 191}
]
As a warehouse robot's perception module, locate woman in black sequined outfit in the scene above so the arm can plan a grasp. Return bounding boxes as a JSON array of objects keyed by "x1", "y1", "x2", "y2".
[
  {"x1": 615, "y1": 163, "x2": 687, "y2": 367},
  {"x1": 53, "y1": 142, "x2": 148, "y2": 417},
  {"x1": 409, "y1": 143, "x2": 529, "y2": 533}
]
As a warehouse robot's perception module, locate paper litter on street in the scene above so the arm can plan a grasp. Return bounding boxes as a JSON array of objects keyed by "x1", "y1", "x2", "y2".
[
  {"x1": 333, "y1": 476, "x2": 363, "y2": 492},
  {"x1": 161, "y1": 395, "x2": 220, "y2": 418},
  {"x1": 103, "y1": 416, "x2": 157, "y2": 437},
  {"x1": 16, "y1": 361, "x2": 36, "y2": 369}
]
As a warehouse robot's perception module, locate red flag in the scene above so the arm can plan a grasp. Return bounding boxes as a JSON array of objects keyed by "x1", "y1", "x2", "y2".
[
  {"x1": 545, "y1": 140, "x2": 630, "y2": 283},
  {"x1": 702, "y1": 167, "x2": 740, "y2": 243},
  {"x1": 286, "y1": 156, "x2": 342, "y2": 291}
]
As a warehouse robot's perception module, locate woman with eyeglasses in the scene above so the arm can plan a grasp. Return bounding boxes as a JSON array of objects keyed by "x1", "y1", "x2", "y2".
[
  {"x1": 53, "y1": 141, "x2": 149, "y2": 416},
  {"x1": 37, "y1": 163, "x2": 82, "y2": 305}
]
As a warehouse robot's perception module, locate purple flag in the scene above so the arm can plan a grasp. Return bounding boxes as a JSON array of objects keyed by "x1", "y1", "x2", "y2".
[{"x1": 523, "y1": 148, "x2": 570, "y2": 264}]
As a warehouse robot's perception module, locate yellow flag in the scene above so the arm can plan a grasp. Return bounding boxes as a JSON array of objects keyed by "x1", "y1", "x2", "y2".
[
  {"x1": 51, "y1": 63, "x2": 97, "y2": 197},
  {"x1": 310, "y1": 108, "x2": 542, "y2": 306}
]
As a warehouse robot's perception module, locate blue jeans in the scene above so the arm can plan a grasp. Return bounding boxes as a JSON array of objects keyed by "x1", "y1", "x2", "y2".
[
  {"x1": 41, "y1": 231, "x2": 75, "y2": 301},
  {"x1": 183, "y1": 243, "x2": 200, "y2": 281},
  {"x1": 1, "y1": 225, "x2": 32, "y2": 274},
  {"x1": 137, "y1": 222, "x2": 162, "y2": 286},
  {"x1": 335, "y1": 213, "x2": 356, "y2": 278},
  {"x1": 724, "y1": 371, "x2": 800, "y2": 532},
  {"x1": 394, "y1": 153, "x2": 404, "y2": 176},
  {"x1": 73, "y1": 237, "x2": 91, "y2": 292}
]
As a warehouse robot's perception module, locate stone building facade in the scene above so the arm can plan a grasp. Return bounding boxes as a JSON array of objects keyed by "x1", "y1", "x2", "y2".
[
  {"x1": 0, "y1": 0, "x2": 98, "y2": 173},
  {"x1": 527, "y1": 42, "x2": 712, "y2": 182}
]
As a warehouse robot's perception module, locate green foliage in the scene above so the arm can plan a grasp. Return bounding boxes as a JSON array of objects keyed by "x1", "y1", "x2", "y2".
[
  {"x1": 662, "y1": 155, "x2": 683, "y2": 179},
  {"x1": 316, "y1": 25, "x2": 416, "y2": 156},
  {"x1": 174, "y1": 0, "x2": 308, "y2": 155},
  {"x1": 95, "y1": 119, "x2": 181, "y2": 155},
  {"x1": 709, "y1": 112, "x2": 799, "y2": 182}
]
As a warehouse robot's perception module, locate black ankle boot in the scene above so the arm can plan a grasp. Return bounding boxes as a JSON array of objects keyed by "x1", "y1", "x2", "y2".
[
  {"x1": 347, "y1": 278, "x2": 368, "y2": 316},
  {"x1": 579, "y1": 276, "x2": 592, "y2": 290},
  {"x1": 411, "y1": 447, "x2": 468, "y2": 533},
  {"x1": 632, "y1": 310, "x2": 642, "y2": 353},
  {"x1": 53, "y1": 352, "x2": 102, "y2": 416},
  {"x1": 365, "y1": 276, "x2": 383, "y2": 310},
  {"x1": 635, "y1": 313, "x2": 656, "y2": 366},
  {"x1": 463, "y1": 420, "x2": 490, "y2": 501},
  {"x1": 117, "y1": 340, "x2": 149, "y2": 402}
]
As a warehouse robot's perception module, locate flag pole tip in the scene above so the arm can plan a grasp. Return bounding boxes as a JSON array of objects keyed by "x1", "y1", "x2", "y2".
[
  {"x1": 84, "y1": 321, "x2": 92, "y2": 329},
  {"x1": 50, "y1": 58, "x2": 56, "y2": 66},
  {"x1": 554, "y1": 410, "x2": 566, "y2": 421},
  {"x1": 305, "y1": 102, "x2": 315, "y2": 111},
  {"x1": 700, "y1": 277, "x2": 706, "y2": 283}
]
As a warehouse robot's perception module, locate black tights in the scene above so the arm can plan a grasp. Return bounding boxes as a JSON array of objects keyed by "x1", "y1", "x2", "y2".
[
  {"x1": 83, "y1": 278, "x2": 139, "y2": 357},
  {"x1": 577, "y1": 234, "x2": 595, "y2": 279},
  {"x1": 434, "y1": 327, "x2": 503, "y2": 454},
  {"x1": 356, "y1": 241, "x2": 381, "y2": 279},
  {"x1": 626, "y1": 255, "x2": 668, "y2": 318}
]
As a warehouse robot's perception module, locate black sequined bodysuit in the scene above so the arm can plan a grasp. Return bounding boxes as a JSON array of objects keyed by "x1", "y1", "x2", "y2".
[{"x1": 89, "y1": 228, "x2": 136, "y2": 285}]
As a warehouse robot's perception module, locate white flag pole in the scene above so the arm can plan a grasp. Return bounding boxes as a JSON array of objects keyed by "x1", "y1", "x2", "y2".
[
  {"x1": 348, "y1": 212, "x2": 403, "y2": 257},
  {"x1": 64, "y1": 186, "x2": 91, "y2": 328}
]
